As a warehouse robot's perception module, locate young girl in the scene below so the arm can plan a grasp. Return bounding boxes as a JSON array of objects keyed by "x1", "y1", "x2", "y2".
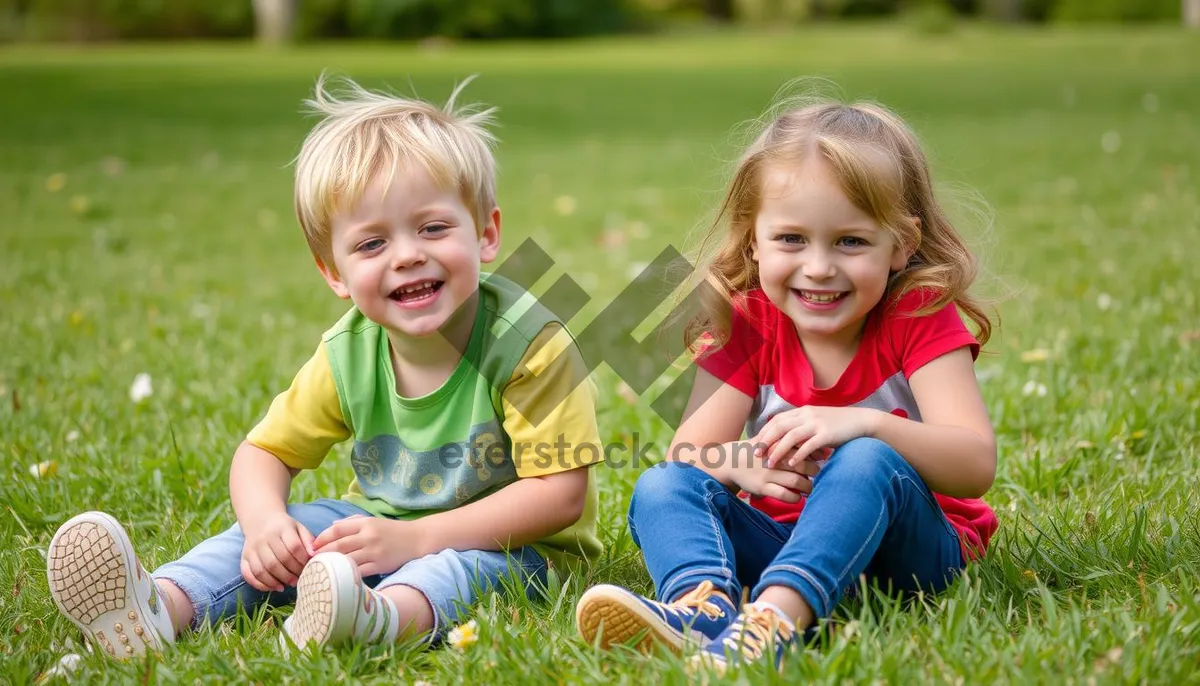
[{"x1": 575, "y1": 98, "x2": 999, "y2": 672}]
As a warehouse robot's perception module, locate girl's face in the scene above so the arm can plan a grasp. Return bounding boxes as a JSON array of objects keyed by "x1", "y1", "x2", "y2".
[{"x1": 751, "y1": 157, "x2": 910, "y2": 348}]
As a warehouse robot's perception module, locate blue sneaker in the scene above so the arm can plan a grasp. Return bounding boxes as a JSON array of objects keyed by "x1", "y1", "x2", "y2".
[
  {"x1": 689, "y1": 602, "x2": 798, "y2": 674},
  {"x1": 575, "y1": 580, "x2": 735, "y2": 653}
]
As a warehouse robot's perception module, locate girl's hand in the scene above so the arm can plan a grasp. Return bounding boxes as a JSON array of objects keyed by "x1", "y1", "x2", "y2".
[
  {"x1": 240, "y1": 512, "x2": 316, "y2": 592},
  {"x1": 752, "y1": 406, "x2": 879, "y2": 468},
  {"x1": 727, "y1": 453, "x2": 823, "y2": 503},
  {"x1": 313, "y1": 515, "x2": 427, "y2": 577}
]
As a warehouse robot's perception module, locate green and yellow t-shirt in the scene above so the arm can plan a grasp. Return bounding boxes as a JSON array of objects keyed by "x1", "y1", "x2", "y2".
[{"x1": 246, "y1": 274, "x2": 603, "y2": 572}]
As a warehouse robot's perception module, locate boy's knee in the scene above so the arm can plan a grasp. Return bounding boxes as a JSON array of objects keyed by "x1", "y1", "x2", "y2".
[{"x1": 629, "y1": 462, "x2": 716, "y2": 517}]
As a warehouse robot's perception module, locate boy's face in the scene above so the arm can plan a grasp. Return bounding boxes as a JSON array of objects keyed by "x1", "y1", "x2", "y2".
[{"x1": 320, "y1": 164, "x2": 500, "y2": 339}]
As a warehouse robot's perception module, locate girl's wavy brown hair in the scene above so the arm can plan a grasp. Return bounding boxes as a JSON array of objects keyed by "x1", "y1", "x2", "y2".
[{"x1": 687, "y1": 96, "x2": 993, "y2": 354}]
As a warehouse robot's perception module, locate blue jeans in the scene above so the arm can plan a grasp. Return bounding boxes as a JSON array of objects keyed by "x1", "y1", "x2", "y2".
[
  {"x1": 628, "y1": 438, "x2": 965, "y2": 618},
  {"x1": 153, "y1": 498, "x2": 547, "y2": 641}
]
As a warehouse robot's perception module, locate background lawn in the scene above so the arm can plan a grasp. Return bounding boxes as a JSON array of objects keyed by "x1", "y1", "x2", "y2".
[{"x1": 2, "y1": 25, "x2": 1199, "y2": 684}]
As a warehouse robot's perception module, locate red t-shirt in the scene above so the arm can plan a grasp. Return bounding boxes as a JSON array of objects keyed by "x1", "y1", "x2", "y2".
[{"x1": 697, "y1": 288, "x2": 998, "y2": 560}]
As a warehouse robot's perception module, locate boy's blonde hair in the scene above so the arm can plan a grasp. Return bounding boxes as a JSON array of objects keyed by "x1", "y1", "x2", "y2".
[
  {"x1": 294, "y1": 75, "x2": 498, "y2": 272},
  {"x1": 689, "y1": 95, "x2": 993, "y2": 352}
]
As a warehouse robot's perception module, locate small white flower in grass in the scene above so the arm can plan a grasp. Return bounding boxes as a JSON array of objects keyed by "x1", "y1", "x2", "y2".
[
  {"x1": 29, "y1": 461, "x2": 59, "y2": 479},
  {"x1": 39, "y1": 652, "x2": 82, "y2": 682},
  {"x1": 100, "y1": 156, "x2": 126, "y2": 177},
  {"x1": 1020, "y1": 348, "x2": 1051, "y2": 363},
  {"x1": 626, "y1": 261, "x2": 649, "y2": 281},
  {"x1": 45, "y1": 173, "x2": 68, "y2": 192},
  {"x1": 616, "y1": 380, "x2": 638, "y2": 405},
  {"x1": 1022, "y1": 380, "x2": 1047, "y2": 397},
  {"x1": 598, "y1": 228, "x2": 627, "y2": 249},
  {"x1": 1096, "y1": 293, "x2": 1113, "y2": 311},
  {"x1": 841, "y1": 620, "x2": 860, "y2": 640},
  {"x1": 447, "y1": 619, "x2": 478, "y2": 650},
  {"x1": 1101, "y1": 131, "x2": 1121, "y2": 154},
  {"x1": 66, "y1": 430, "x2": 80, "y2": 442},
  {"x1": 190, "y1": 302, "x2": 211, "y2": 320},
  {"x1": 554, "y1": 195, "x2": 577, "y2": 217},
  {"x1": 129, "y1": 373, "x2": 153, "y2": 403}
]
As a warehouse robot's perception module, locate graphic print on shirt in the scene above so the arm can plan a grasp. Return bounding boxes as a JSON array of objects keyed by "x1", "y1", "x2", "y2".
[{"x1": 350, "y1": 420, "x2": 515, "y2": 511}]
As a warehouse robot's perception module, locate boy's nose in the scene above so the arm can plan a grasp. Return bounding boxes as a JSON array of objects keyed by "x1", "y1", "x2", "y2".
[{"x1": 388, "y1": 240, "x2": 425, "y2": 269}]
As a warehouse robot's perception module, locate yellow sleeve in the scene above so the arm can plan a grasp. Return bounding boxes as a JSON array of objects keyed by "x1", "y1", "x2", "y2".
[
  {"x1": 246, "y1": 341, "x2": 352, "y2": 470},
  {"x1": 502, "y1": 323, "x2": 603, "y2": 477}
]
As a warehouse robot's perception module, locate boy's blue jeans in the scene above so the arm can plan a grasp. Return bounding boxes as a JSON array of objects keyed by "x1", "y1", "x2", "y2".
[
  {"x1": 628, "y1": 438, "x2": 965, "y2": 618},
  {"x1": 153, "y1": 498, "x2": 547, "y2": 641}
]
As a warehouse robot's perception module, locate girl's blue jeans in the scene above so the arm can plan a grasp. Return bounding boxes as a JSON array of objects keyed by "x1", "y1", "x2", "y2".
[{"x1": 628, "y1": 437, "x2": 965, "y2": 617}]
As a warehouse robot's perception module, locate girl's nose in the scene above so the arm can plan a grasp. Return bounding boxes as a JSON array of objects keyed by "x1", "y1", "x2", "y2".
[{"x1": 802, "y1": 249, "x2": 837, "y2": 279}]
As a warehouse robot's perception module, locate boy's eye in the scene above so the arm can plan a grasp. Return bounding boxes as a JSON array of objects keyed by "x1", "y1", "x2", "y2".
[
  {"x1": 422, "y1": 223, "x2": 450, "y2": 235},
  {"x1": 356, "y1": 238, "x2": 385, "y2": 253}
]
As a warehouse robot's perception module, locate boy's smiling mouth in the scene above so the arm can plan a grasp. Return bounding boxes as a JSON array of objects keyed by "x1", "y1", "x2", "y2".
[{"x1": 389, "y1": 279, "x2": 444, "y2": 307}]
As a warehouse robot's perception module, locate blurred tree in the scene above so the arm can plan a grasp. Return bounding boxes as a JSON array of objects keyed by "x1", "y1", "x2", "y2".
[
  {"x1": 1186, "y1": 0, "x2": 1200, "y2": 26},
  {"x1": 982, "y1": 0, "x2": 1022, "y2": 20},
  {"x1": 703, "y1": 0, "x2": 735, "y2": 19},
  {"x1": 736, "y1": 0, "x2": 812, "y2": 24},
  {"x1": 253, "y1": 0, "x2": 295, "y2": 44}
]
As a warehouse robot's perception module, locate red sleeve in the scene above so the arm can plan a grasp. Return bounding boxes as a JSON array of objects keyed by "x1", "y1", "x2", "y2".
[
  {"x1": 695, "y1": 293, "x2": 771, "y2": 398},
  {"x1": 889, "y1": 289, "x2": 980, "y2": 379}
]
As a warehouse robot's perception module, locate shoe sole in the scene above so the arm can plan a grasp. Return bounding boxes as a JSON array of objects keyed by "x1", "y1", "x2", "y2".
[
  {"x1": 46, "y1": 512, "x2": 169, "y2": 660},
  {"x1": 286, "y1": 553, "x2": 359, "y2": 648},
  {"x1": 575, "y1": 585, "x2": 693, "y2": 654}
]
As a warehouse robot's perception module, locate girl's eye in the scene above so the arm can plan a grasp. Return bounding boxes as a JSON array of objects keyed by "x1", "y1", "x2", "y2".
[
  {"x1": 779, "y1": 234, "x2": 804, "y2": 245},
  {"x1": 838, "y1": 236, "x2": 868, "y2": 248},
  {"x1": 357, "y1": 238, "x2": 385, "y2": 253}
]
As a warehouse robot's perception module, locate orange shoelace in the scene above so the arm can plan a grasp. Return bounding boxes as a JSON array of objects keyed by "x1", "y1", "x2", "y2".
[
  {"x1": 721, "y1": 605, "x2": 795, "y2": 660},
  {"x1": 667, "y1": 580, "x2": 727, "y2": 620}
]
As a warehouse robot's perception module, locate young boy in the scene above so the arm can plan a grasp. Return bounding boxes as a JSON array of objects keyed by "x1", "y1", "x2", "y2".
[{"x1": 45, "y1": 76, "x2": 604, "y2": 658}]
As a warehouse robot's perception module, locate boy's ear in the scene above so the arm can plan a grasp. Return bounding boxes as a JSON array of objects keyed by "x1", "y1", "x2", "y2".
[
  {"x1": 316, "y1": 256, "x2": 351, "y2": 299},
  {"x1": 479, "y1": 207, "x2": 502, "y2": 264},
  {"x1": 891, "y1": 216, "x2": 920, "y2": 272}
]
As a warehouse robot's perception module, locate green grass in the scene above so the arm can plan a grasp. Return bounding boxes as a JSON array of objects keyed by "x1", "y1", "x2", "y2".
[{"x1": 3, "y1": 24, "x2": 1200, "y2": 684}]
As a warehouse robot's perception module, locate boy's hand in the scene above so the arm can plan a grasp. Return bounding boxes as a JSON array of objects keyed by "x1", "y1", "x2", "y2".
[
  {"x1": 753, "y1": 406, "x2": 877, "y2": 468},
  {"x1": 240, "y1": 512, "x2": 316, "y2": 592},
  {"x1": 726, "y1": 453, "x2": 822, "y2": 503},
  {"x1": 313, "y1": 515, "x2": 426, "y2": 577}
]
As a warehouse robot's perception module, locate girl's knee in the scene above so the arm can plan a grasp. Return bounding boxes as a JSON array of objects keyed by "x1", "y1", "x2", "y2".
[{"x1": 819, "y1": 438, "x2": 908, "y2": 482}]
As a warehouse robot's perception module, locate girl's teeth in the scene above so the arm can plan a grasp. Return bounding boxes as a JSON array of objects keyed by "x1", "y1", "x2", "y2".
[{"x1": 802, "y1": 291, "x2": 841, "y2": 303}]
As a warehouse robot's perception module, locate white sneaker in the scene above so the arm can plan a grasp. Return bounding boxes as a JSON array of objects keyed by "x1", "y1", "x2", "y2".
[
  {"x1": 47, "y1": 512, "x2": 175, "y2": 660},
  {"x1": 281, "y1": 552, "x2": 399, "y2": 650}
]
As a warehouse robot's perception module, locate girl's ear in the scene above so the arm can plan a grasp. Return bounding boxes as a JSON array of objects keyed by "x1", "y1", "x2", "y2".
[{"x1": 891, "y1": 216, "x2": 920, "y2": 272}]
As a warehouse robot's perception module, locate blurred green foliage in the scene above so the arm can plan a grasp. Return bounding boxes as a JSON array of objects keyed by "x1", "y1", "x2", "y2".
[{"x1": 0, "y1": 0, "x2": 1184, "y2": 42}]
